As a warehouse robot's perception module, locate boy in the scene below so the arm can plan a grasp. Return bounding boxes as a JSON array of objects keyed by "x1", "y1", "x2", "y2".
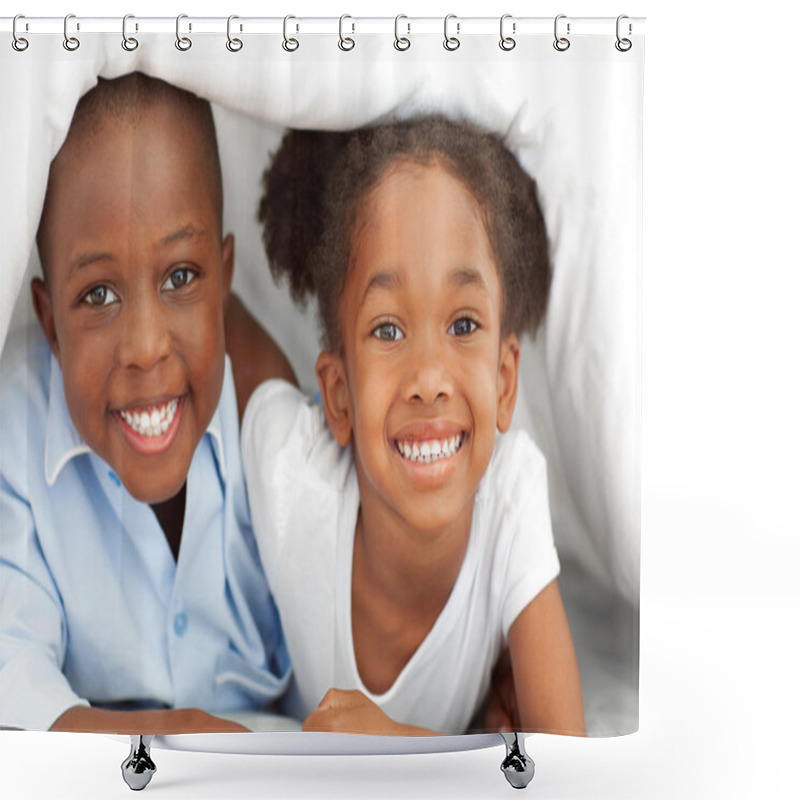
[{"x1": 0, "y1": 73, "x2": 293, "y2": 733}]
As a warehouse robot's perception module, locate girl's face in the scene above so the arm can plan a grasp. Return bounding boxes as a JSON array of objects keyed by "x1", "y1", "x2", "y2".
[{"x1": 317, "y1": 159, "x2": 520, "y2": 537}]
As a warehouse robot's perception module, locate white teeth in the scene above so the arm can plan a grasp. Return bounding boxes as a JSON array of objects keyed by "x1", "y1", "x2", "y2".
[
  {"x1": 120, "y1": 398, "x2": 179, "y2": 438},
  {"x1": 396, "y1": 434, "x2": 463, "y2": 464}
]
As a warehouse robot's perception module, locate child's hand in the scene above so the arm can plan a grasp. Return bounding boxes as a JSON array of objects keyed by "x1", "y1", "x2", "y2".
[{"x1": 303, "y1": 689, "x2": 437, "y2": 736}]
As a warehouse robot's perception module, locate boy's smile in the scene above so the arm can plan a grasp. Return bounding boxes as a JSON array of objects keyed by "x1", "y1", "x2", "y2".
[
  {"x1": 33, "y1": 101, "x2": 232, "y2": 504},
  {"x1": 318, "y1": 159, "x2": 519, "y2": 539},
  {"x1": 114, "y1": 396, "x2": 184, "y2": 455}
]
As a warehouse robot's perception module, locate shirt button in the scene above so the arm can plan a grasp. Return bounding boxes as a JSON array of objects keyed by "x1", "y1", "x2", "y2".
[{"x1": 173, "y1": 612, "x2": 188, "y2": 637}]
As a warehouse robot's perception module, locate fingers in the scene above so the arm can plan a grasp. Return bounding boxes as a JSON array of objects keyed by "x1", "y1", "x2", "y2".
[
  {"x1": 303, "y1": 689, "x2": 359, "y2": 731},
  {"x1": 302, "y1": 688, "x2": 400, "y2": 734},
  {"x1": 316, "y1": 687, "x2": 361, "y2": 711}
]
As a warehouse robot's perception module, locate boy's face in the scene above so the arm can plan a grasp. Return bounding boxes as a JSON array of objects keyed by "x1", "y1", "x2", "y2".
[
  {"x1": 33, "y1": 103, "x2": 232, "y2": 504},
  {"x1": 318, "y1": 160, "x2": 519, "y2": 536}
]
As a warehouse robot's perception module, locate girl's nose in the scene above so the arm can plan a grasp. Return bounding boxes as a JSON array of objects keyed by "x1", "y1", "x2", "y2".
[{"x1": 402, "y1": 335, "x2": 453, "y2": 405}]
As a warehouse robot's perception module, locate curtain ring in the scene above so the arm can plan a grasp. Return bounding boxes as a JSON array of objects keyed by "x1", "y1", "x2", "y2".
[
  {"x1": 122, "y1": 14, "x2": 138, "y2": 51},
  {"x1": 226, "y1": 15, "x2": 243, "y2": 52},
  {"x1": 338, "y1": 14, "x2": 355, "y2": 51},
  {"x1": 443, "y1": 14, "x2": 460, "y2": 51},
  {"x1": 175, "y1": 14, "x2": 192, "y2": 51},
  {"x1": 12, "y1": 14, "x2": 29, "y2": 52},
  {"x1": 615, "y1": 14, "x2": 632, "y2": 52},
  {"x1": 394, "y1": 14, "x2": 410, "y2": 51},
  {"x1": 63, "y1": 14, "x2": 80, "y2": 51},
  {"x1": 499, "y1": 14, "x2": 515, "y2": 51},
  {"x1": 282, "y1": 15, "x2": 299, "y2": 52},
  {"x1": 553, "y1": 14, "x2": 570, "y2": 52}
]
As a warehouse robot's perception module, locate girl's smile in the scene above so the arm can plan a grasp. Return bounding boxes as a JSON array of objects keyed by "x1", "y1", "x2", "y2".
[
  {"x1": 394, "y1": 433, "x2": 464, "y2": 464},
  {"x1": 390, "y1": 418, "x2": 468, "y2": 488}
]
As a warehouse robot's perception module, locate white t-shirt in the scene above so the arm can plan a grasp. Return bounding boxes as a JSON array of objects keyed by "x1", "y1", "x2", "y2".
[{"x1": 242, "y1": 380, "x2": 560, "y2": 734}]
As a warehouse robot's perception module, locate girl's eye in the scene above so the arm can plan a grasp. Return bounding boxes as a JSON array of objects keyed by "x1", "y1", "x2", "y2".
[
  {"x1": 448, "y1": 317, "x2": 478, "y2": 336},
  {"x1": 82, "y1": 285, "x2": 118, "y2": 307},
  {"x1": 373, "y1": 322, "x2": 404, "y2": 342},
  {"x1": 163, "y1": 266, "x2": 196, "y2": 291}
]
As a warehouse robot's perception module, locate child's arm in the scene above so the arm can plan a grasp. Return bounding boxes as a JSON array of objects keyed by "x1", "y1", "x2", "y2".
[
  {"x1": 483, "y1": 646, "x2": 520, "y2": 731},
  {"x1": 224, "y1": 293, "x2": 297, "y2": 421},
  {"x1": 51, "y1": 706, "x2": 247, "y2": 734},
  {"x1": 302, "y1": 689, "x2": 441, "y2": 736},
  {"x1": 508, "y1": 579, "x2": 586, "y2": 735}
]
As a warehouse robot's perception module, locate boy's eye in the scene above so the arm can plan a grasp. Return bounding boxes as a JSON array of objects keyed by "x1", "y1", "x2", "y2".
[
  {"x1": 448, "y1": 317, "x2": 478, "y2": 336},
  {"x1": 372, "y1": 322, "x2": 404, "y2": 342},
  {"x1": 163, "y1": 266, "x2": 196, "y2": 291},
  {"x1": 82, "y1": 285, "x2": 119, "y2": 307}
]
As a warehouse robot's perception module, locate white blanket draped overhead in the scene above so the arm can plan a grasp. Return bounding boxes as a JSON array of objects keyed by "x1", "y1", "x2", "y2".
[{"x1": 0, "y1": 22, "x2": 643, "y2": 734}]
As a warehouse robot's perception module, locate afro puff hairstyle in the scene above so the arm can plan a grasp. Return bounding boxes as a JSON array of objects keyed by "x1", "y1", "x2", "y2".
[{"x1": 259, "y1": 116, "x2": 551, "y2": 351}]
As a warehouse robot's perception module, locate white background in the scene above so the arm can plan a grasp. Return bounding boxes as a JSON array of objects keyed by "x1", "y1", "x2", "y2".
[{"x1": 2, "y1": 1, "x2": 798, "y2": 799}]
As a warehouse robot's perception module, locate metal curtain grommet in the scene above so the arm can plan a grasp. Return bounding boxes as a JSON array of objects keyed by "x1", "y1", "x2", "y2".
[
  {"x1": 499, "y1": 13, "x2": 515, "y2": 51},
  {"x1": 12, "y1": 14, "x2": 29, "y2": 51},
  {"x1": 63, "y1": 14, "x2": 80, "y2": 51},
  {"x1": 338, "y1": 14, "x2": 355, "y2": 51},
  {"x1": 122, "y1": 14, "x2": 138, "y2": 51},
  {"x1": 226, "y1": 15, "x2": 243, "y2": 52},
  {"x1": 615, "y1": 14, "x2": 632, "y2": 52},
  {"x1": 394, "y1": 14, "x2": 410, "y2": 51},
  {"x1": 443, "y1": 13, "x2": 460, "y2": 51},
  {"x1": 282, "y1": 15, "x2": 299, "y2": 52},
  {"x1": 175, "y1": 13, "x2": 192, "y2": 51},
  {"x1": 553, "y1": 14, "x2": 570, "y2": 51}
]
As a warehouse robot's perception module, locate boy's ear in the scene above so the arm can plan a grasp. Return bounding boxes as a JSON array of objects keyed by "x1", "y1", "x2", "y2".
[
  {"x1": 316, "y1": 350, "x2": 353, "y2": 447},
  {"x1": 31, "y1": 278, "x2": 60, "y2": 362},
  {"x1": 221, "y1": 233, "x2": 235, "y2": 309},
  {"x1": 496, "y1": 333, "x2": 520, "y2": 433}
]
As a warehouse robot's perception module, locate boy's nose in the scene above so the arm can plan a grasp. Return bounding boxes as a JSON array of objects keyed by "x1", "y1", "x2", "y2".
[
  {"x1": 402, "y1": 336, "x2": 453, "y2": 405},
  {"x1": 117, "y1": 296, "x2": 171, "y2": 371}
]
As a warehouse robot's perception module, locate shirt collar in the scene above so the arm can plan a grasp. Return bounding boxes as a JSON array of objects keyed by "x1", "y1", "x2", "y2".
[
  {"x1": 44, "y1": 355, "x2": 91, "y2": 486},
  {"x1": 44, "y1": 354, "x2": 229, "y2": 487}
]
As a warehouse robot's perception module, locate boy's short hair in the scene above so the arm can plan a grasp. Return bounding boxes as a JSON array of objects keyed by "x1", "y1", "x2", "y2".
[
  {"x1": 260, "y1": 116, "x2": 551, "y2": 351},
  {"x1": 37, "y1": 72, "x2": 223, "y2": 278}
]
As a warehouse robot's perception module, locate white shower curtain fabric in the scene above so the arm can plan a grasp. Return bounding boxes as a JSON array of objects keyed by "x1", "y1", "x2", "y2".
[{"x1": 0, "y1": 21, "x2": 642, "y2": 737}]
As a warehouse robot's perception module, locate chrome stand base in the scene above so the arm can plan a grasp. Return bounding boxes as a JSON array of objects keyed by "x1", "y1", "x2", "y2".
[
  {"x1": 500, "y1": 732, "x2": 535, "y2": 789},
  {"x1": 121, "y1": 735, "x2": 156, "y2": 791}
]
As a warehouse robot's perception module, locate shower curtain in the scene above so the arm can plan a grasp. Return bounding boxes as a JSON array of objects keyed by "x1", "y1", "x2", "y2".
[{"x1": 1, "y1": 13, "x2": 643, "y2": 748}]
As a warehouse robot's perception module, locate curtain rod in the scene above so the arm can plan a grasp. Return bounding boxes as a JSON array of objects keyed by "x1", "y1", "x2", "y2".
[{"x1": 1, "y1": 15, "x2": 646, "y2": 37}]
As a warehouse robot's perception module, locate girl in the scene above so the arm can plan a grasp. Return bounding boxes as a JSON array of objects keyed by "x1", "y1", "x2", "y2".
[{"x1": 244, "y1": 117, "x2": 585, "y2": 736}]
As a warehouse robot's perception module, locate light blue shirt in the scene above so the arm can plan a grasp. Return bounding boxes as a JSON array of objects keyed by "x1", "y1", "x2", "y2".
[{"x1": 0, "y1": 327, "x2": 289, "y2": 730}]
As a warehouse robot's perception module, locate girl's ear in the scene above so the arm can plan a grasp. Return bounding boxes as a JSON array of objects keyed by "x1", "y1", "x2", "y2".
[
  {"x1": 316, "y1": 350, "x2": 353, "y2": 446},
  {"x1": 496, "y1": 333, "x2": 520, "y2": 433},
  {"x1": 31, "y1": 278, "x2": 60, "y2": 362}
]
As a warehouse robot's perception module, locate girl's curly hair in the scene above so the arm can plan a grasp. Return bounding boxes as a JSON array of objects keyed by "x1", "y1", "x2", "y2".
[{"x1": 259, "y1": 116, "x2": 551, "y2": 351}]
